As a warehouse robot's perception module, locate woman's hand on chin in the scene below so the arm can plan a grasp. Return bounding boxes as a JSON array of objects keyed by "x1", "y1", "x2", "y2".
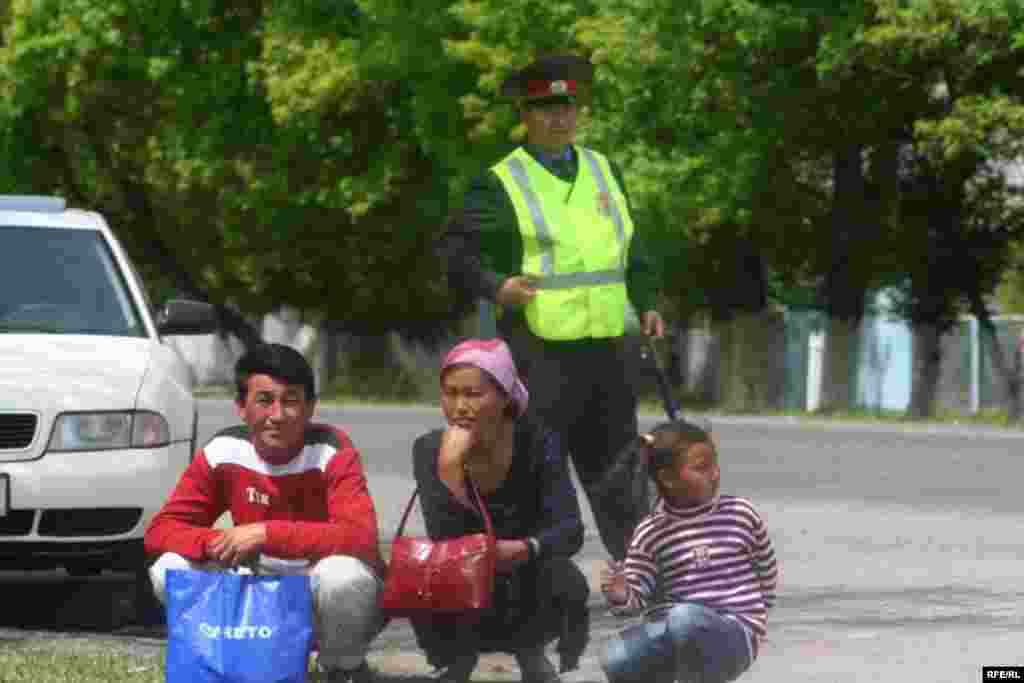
[{"x1": 441, "y1": 423, "x2": 477, "y2": 466}]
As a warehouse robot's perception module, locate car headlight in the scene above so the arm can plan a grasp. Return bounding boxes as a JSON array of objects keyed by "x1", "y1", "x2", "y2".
[{"x1": 48, "y1": 411, "x2": 171, "y2": 451}]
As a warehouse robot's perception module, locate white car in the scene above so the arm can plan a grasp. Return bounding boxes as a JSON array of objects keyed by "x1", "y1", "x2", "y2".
[{"x1": 0, "y1": 196, "x2": 216, "y2": 590}]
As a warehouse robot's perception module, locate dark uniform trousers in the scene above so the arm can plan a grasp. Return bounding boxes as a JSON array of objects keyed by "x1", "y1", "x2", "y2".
[{"x1": 500, "y1": 315, "x2": 650, "y2": 561}]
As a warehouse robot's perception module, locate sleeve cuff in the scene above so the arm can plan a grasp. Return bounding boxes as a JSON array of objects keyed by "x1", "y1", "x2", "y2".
[
  {"x1": 483, "y1": 271, "x2": 505, "y2": 301},
  {"x1": 628, "y1": 291, "x2": 657, "y2": 317}
]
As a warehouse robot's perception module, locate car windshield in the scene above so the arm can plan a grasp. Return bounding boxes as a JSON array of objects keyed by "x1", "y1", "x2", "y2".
[{"x1": 0, "y1": 225, "x2": 144, "y2": 336}]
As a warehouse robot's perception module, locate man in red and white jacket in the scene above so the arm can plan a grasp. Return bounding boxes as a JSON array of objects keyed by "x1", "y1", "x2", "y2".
[{"x1": 145, "y1": 343, "x2": 383, "y2": 683}]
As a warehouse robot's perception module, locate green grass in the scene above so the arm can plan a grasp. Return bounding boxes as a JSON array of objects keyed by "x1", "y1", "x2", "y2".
[
  {"x1": 192, "y1": 384, "x2": 234, "y2": 399},
  {"x1": 636, "y1": 402, "x2": 1022, "y2": 429},
  {"x1": 0, "y1": 643, "x2": 334, "y2": 683},
  {"x1": 0, "y1": 647, "x2": 164, "y2": 683}
]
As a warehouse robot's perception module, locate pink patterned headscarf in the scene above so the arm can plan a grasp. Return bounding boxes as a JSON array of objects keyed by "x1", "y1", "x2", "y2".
[{"x1": 440, "y1": 338, "x2": 529, "y2": 417}]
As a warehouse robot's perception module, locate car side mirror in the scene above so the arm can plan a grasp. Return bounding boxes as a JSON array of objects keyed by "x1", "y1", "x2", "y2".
[{"x1": 156, "y1": 299, "x2": 219, "y2": 336}]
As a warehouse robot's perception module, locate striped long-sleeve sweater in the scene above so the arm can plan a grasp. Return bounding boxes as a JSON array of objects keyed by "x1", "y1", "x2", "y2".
[{"x1": 618, "y1": 494, "x2": 778, "y2": 657}]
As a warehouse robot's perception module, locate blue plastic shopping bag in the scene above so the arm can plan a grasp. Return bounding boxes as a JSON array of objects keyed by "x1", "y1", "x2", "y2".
[{"x1": 165, "y1": 568, "x2": 315, "y2": 683}]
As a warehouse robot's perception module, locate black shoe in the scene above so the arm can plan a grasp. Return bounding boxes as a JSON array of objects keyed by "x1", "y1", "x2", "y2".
[
  {"x1": 318, "y1": 660, "x2": 374, "y2": 683},
  {"x1": 429, "y1": 654, "x2": 478, "y2": 683},
  {"x1": 557, "y1": 602, "x2": 590, "y2": 673},
  {"x1": 515, "y1": 648, "x2": 560, "y2": 683}
]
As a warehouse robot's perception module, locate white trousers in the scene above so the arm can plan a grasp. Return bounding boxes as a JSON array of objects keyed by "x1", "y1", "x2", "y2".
[{"x1": 150, "y1": 552, "x2": 383, "y2": 671}]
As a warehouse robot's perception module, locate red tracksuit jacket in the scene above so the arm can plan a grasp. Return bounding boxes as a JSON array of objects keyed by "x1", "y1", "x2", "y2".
[{"x1": 144, "y1": 423, "x2": 382, "y2": 570}]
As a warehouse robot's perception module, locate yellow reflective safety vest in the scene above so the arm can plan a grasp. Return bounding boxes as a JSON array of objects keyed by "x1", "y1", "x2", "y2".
[{"x1": 491, "y1": 145, "x2": 637, "y2": 341}]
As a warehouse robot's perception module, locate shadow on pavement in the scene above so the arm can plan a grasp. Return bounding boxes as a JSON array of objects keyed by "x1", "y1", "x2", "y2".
[
  {"x1": 0, "y1": 571, "x2": 166, "y2": 635},
  {"x1": 0, "y1": 571, "x2": 615, "y2": 682}
]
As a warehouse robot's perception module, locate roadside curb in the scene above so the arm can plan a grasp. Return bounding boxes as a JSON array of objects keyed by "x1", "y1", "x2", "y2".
[{"x1": 197, "y1": 398, "x2": 1024, "y2": 438}]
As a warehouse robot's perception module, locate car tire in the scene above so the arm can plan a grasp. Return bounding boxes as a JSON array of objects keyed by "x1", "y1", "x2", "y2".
[{"x1": 134, "y1": 560, "x2": 165, "y2": 627}]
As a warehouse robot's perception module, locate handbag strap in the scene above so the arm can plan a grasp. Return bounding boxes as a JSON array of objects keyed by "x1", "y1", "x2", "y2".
[{"x1": 392, "y1": 472, "x2": 495, "y2": 541}]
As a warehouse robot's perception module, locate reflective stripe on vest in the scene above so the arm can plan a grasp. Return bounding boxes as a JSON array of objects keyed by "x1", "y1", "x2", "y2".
[
  {"x1": 535, "y1": 269, "x2": 625, "y2": 290},
  {"x1": 505, "y1": 158, "x2": 556, "y2": 275},
  {"x1": 580, "y1": 146, "x2": 641, "y2": 335},
  {"x1": 580, "y1": 148, "x2": 627, "y2": 266}
]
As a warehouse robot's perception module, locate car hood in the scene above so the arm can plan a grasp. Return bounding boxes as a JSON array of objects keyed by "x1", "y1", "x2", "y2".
[{"x1": 0, "y1": 335, "x2": 153, "y2": 411}]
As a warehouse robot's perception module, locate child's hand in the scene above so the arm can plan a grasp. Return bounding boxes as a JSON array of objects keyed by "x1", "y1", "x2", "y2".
[{"x1": 600, "y1": 561, "x2": 629, "y2": 606}]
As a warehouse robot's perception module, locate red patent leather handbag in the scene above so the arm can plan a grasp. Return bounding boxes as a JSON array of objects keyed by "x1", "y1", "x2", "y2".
[{"x1": 380, "y1": 475, "x2": 496, "y2": 618}]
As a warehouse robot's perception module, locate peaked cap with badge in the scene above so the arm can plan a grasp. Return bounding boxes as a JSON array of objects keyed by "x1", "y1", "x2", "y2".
[{"x1": 500, "y1": 53, "x2": 594, "y2": 106}]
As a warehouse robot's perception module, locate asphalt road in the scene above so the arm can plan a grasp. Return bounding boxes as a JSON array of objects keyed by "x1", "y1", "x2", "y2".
[{"x1": 1, "y1": 400, "x2": 1023, "y2": 682}]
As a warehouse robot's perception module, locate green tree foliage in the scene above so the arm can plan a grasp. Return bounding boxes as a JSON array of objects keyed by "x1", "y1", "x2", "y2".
[
  {"x1": 0, "y1": 0, "x2": 288, "y2": 343},
  {"x1": 576, "y1": 0, "x2": 1024, "y2": 412},
  {"x1": 0, "y1": 0, "x2": 480, "y2": 341},
  {"x1": 575, "y1": 0, "x2": 901, "y2": 323},
  {"x1": 0, "y1": 0, "x2": 1023, "y2": 415},
  {"x1": 858, "y1": 0, "x2": 1024, "y2": 416}
]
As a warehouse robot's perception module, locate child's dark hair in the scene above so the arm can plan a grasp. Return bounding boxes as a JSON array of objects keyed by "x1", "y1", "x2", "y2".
[
  {"x1": 235, "y1": 343, "x2": 317, "y2": 402},
  {"x1": 598, "y1": 419, "x2": 714, "y2": 496},
  {"x1": 640, "y1": 420, "x2": 715, "y2": 479}
]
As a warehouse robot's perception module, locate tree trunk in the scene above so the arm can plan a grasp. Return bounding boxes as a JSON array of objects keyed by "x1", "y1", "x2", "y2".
[
  {"x1": 714, "y1": 312, "x2": 779, "y2": 412},
  {"x1": 120, "y1": 175, "x2": 263, "y2": 349},
  {"x1": 79, "y1": 127, "x2": 264, "y2": 350},
  {"x1": 820, "y1": 316, "x2": 858, "y2": 412},
  {"x1": 970, "y1": 297, "x2": 1022, "y2": 422},
  {"x1": 314, "y1": 321, "x2": 344, "y2": 395},
  {"x1": 907, "y1": 322, "x2": 943, "y2": 419},
  {"x1": 702, "y1": 222, "x2": 771, "y2": 411},
  {"x1": 1014, "y1": 334, "x2": 1024, "y2": 423},
  {"x1": 820, "y1": 144, "x2": 869, "y2": 412}
]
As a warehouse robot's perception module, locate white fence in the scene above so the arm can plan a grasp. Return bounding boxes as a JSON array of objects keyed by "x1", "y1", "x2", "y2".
[{"x1": 167, "y1": 307, "x2": 1024, "y2": 417}]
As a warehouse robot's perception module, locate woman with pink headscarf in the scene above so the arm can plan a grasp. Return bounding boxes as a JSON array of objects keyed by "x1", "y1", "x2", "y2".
[{"x1": 409, "y1": 338, "x2": 590, "y2": 683}]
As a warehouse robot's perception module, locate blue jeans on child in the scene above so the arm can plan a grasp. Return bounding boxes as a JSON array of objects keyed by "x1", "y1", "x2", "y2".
[{"x1": 601, "y1": 603, "x2": 753, "y2": 683}]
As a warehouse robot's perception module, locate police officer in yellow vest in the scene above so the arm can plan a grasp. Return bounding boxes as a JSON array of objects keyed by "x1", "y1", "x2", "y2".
[{"x1": 443, "y1": 53, "x2": 666, "y2": 561}]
